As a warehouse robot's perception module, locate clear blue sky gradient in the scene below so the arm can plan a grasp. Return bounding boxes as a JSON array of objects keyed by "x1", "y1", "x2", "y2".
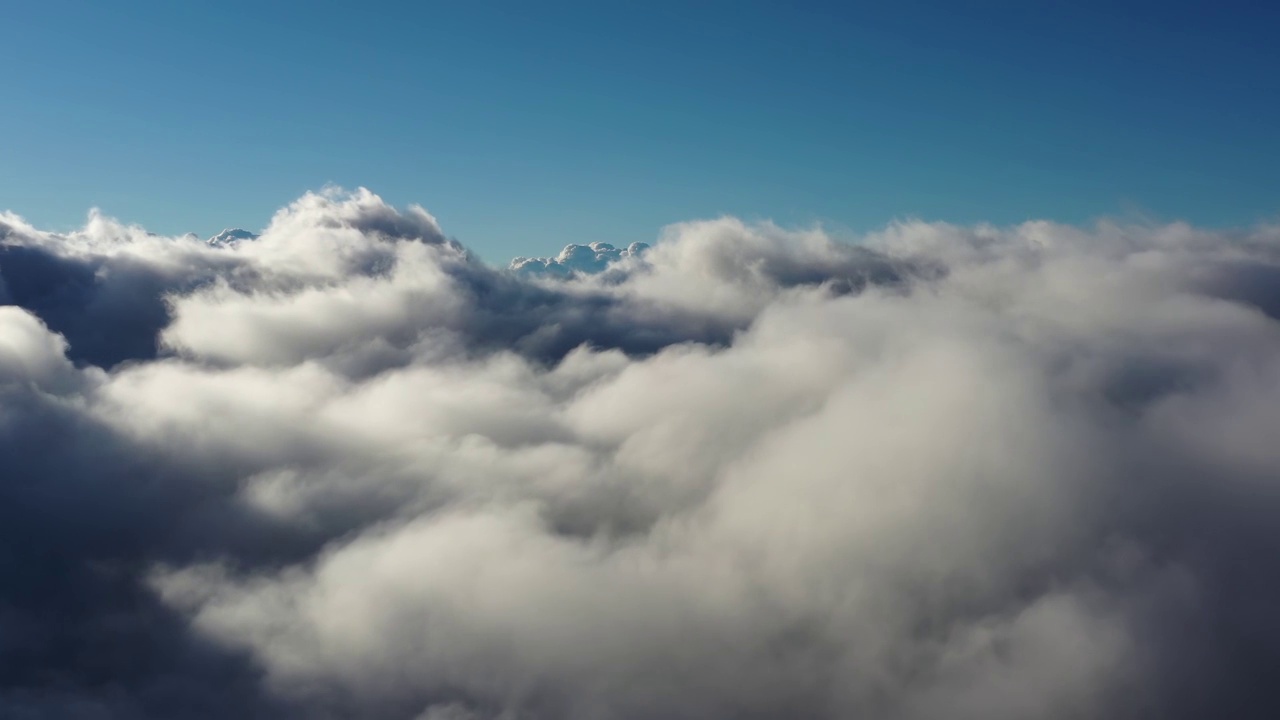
[{"x1": 3, "y1": 1, "x2": 1278, "y2": 261}]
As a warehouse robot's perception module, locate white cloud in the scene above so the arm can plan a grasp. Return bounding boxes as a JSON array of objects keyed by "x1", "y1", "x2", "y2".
[
  {"x1": 511, "y1": 241, "x2": 650, "y2": 277},
  {"x1": 2, "y1": 187, "x2": 1280, "y2": 718}
]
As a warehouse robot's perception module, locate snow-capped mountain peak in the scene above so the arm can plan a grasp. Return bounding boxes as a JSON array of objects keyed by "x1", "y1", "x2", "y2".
[{"x1": 207, "y1": 228, "x2": 259, "y2": 246}]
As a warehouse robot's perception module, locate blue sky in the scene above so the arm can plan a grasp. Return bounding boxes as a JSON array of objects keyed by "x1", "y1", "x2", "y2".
[{"x1": 3, "y1": 0, "x2": 1277, "y2": 261}]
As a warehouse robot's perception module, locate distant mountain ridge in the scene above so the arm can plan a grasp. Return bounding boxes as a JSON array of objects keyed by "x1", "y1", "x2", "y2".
[{"x1": 206, "y1": 228, "x2": 259, "y2": 246}]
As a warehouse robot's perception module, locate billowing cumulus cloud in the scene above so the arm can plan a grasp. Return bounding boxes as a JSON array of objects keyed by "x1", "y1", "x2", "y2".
[
  {"x1": 511, "y1": 241, "x2": 650, "y2": 277},
  {"x1": 3, "y1": 188, "x2": 1280, "y2": 719}
]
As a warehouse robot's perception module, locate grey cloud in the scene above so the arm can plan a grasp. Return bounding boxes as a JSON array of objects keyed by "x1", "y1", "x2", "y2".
[
  {"x1": 0, "y1": 213, "x2": 247, "y2": 369},
  {"x1": 2, "y1": 188, "x2": 1280, "y2": 719}
]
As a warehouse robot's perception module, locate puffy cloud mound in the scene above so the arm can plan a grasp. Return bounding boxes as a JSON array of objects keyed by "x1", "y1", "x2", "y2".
[
  {"x1": 3, "y1": 187, "x2": 1280, "y2": 719},
  {"x1": 511, "y1": 241, "x2": 650, "y2": 277}
]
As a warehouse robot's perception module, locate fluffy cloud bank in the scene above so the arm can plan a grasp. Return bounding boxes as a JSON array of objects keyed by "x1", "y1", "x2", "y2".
[
  {"x1": 2, "y1": 188, "x2": 1280, "y2": 719},
  {"x1": 510, "y1": 241, "x2": 650, "y2": 277}
]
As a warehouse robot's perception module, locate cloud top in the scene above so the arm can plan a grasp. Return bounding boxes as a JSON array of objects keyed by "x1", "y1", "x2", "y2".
[
  {"x1": 2, "y1": 188, "x2": 1280, "y2": 719},
  {"x1": 511, "y1": 241, "x2": 650, "y2": 277}
]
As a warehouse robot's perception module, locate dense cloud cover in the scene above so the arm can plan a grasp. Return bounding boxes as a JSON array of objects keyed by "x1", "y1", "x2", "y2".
[{"x1": 3, "y1": 188, "x2": 1280, "y2": 719}]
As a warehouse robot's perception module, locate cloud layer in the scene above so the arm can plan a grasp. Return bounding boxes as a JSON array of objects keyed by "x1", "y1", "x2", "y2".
[{"x1": 3, "y1": 188, "x2": 1280, "y2": 719}]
